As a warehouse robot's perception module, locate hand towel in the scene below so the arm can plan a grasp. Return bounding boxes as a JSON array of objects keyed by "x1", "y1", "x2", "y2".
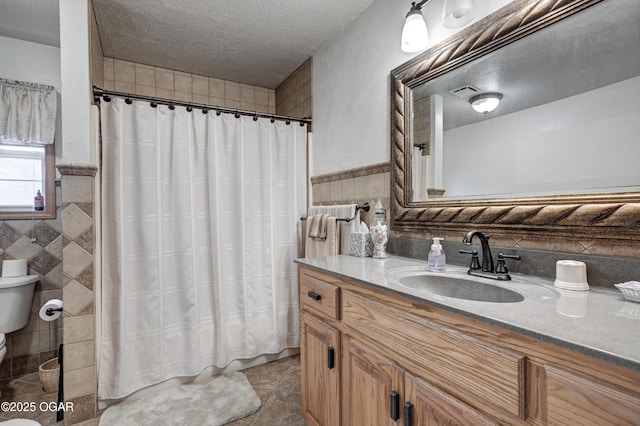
[{"x1": 305, "y1": 216, "x2": 339, "y2": 257}]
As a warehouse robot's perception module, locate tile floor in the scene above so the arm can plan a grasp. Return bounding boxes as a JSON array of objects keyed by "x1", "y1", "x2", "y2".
[{"x1": 0, "y1": 354, "x2": 303, "y2": 426}]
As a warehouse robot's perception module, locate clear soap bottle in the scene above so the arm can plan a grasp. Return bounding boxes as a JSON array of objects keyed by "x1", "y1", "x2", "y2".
[{"x1": 427, "y1": 237, "x2": 446, "y2": 272}]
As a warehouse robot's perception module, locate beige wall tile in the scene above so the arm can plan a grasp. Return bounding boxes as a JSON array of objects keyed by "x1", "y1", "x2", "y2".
[
  {"x1": 63, "y1": 280, "x2": 94, "y2": 316},
  {"x1": 62, "y1": 204, "x2": 93, "y2": 240},
  {"x1": 192, "y1": 76, "x2": 209, "y2": 96},
  {"x1": 64, "y1": 315, "x2": 95, "y2": 344},
  {"x1": 226, "y1": 99, "x2": 240, "y2": 109},
  {"x1": 136, "y1": 84, "x2": 156, "y2": 97},
  {"x1": 103, "y1": 58, "x2": 114, "y2": 81},
  {"x1": 135, "y1": 65, "x2": 156, "y2": 87},
  {"x1": 209, "y1": 78, "x2": 225, "y2": 98},
  {"x1": 240, "y1": 101, "x2": 255, "y2": 111},
  {"x1": 175, "y1": 91, "x2": 192, "y2": 103},
  {"x1": 329, "y1": 181, "x2": 342, "y2": 202},
  {"x1": 113, "y1": 59, "x2": 135, "y2": 83},
  {"x1": 64, "y1": 366, "x2": 96, "y2": 399},
  {"x1": 174, "y1": 72, "x2": 192, "y2": 93},
  {"x1": 103, "y1": 80, "x2": 114, "y2": 91},
  {"x1": 210, "y1": 96, "x2": 225, "y2": 107},
  {"x1": 341, "y1": 178, "x2": 355, "y2": 201},
  {"x1": 155, "y1": 68, "x2": 174, "y2": 90},
  {"x1": 156, "y1": 88, "x2": 174, "y2": 100},
  {"x1": 61, "y1": 176, "x2": 93, "y2": 203},
  {"x1": 193, "y1": 93, "x2": 209, "y2": 104},
  {"x1": 65, "y1": 340, "x2": 95, "y2": 371},
  {"x1": 255, "y1": 88, "x2": 269, "y2": 106},
  {"x1": 11, "y1": 332, "x2": 39, "y2": 356},
  {"x1": 224, "y1": 81, "x2": 240, "y2": 101},
  {"x1": 240, "y1": 84, "x2": 255, "y2": 103},
  {"x1": 114, "y1": 81, "x2": 135, "y2": 94}
]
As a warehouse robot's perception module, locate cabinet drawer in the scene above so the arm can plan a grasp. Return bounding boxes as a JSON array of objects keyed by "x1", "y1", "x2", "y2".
[
  {"x1": 301, "y1": 274, "x2": 341, "y2": 320},
  {"x1": 546, "y1": 365, "x2": 640, "y2": 425},
  {"x1": 342, "y1": 290, "x2": 526, "y2": 420}
]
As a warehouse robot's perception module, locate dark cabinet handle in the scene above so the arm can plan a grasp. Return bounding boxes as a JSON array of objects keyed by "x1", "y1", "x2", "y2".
[
  {"x1": 404, "y1": 402, "x2": 413, "y2": 426},
  {"x1": 327, "y1": 347, "x2": 335, "y2": 369},
  {"x1": 307, "y1": 291, "x2": 321, "y2": 301},
  {"x1": 390, "y1": 391, "x2": 400, "y2": 421}
]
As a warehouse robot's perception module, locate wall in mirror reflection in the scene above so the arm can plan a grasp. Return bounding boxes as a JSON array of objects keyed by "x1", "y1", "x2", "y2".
[{"x1": 412, "y1": 74, "x2": 640, "y2": 201}]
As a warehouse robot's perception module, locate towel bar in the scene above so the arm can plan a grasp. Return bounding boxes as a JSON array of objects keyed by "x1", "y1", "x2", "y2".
[{"x1": 300, "y1": 202, "x2": 370, "y2": 223}]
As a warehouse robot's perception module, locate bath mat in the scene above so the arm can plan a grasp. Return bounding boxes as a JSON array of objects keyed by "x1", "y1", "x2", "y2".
[{"x1": 99, "y1": 372, "x2": 260, "y2": 426}]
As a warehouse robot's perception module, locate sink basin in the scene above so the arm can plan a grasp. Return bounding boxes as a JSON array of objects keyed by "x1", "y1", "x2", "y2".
[{"x1": 395, "y1": 274, "x2": 524, "y2": 303}]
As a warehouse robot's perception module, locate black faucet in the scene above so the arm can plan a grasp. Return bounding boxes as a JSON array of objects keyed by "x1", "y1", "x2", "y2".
[{"x1": 460, "y1": 230, "x2": 520, "y2": 281}]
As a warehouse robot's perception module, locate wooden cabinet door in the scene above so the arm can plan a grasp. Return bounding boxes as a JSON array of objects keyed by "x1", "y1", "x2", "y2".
[
  {"x1": 342, "y1": 335, "x2": 404, "y2": 426},
  {"x1": 546, "y1": 365, "x2": 640, "y2": 425},
  {"x1": 404, "y1": 372, "x2": 498, "y2": 426},
  {"x1": 301, "y1": 311, "x2": 341, "y2": 426}
]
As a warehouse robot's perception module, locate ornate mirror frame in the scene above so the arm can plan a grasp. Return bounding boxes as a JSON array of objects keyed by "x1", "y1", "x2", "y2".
[{"x1": 390, "y1": 0, "x2": 640, "y2": 241}]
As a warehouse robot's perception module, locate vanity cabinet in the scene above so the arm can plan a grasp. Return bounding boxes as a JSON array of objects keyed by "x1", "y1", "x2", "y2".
[{"x1": 298, "y1": 265, "x2": 640, "y2": 426}]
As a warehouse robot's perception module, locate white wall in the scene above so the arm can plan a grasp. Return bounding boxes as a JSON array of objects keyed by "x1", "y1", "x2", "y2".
[
  {"x1": 312, "y1": 0, "x2": 513, "y2": 176},
  {"x1": 442, "y1": 75, "x2": 640, "y2": 198},
  {"x1": 60, "y1": 0, "x2": 93, "y2": 164},
  {"x1": 0, "y1": 35, "x2": 62, "y2": 161}
]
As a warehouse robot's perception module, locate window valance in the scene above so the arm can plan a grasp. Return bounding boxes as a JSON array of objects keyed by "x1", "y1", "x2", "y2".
[{"x1": 0, "y1": 78, "x2": 57, "y2": 145}]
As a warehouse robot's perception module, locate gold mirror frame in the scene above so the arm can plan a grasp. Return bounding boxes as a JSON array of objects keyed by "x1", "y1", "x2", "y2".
[{"x1": 390, "y1": 0, "x2": 640, "y2": 241}]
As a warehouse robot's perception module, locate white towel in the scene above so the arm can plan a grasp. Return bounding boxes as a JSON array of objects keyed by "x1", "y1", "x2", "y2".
[
  {"x1": 305, "y1": 216, "x2": 339, "y2": 257},
  {"x1": 307, "y1": 204, "x2": 358, "y2": 254}
]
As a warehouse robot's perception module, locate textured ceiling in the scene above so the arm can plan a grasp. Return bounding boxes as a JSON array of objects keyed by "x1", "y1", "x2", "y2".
[
  {"x1": 0, "y1": 0, "x2": 375, "y2": 89},
  {"x1": 93, "y1": 0, "x2": 376, "y2": 88}
]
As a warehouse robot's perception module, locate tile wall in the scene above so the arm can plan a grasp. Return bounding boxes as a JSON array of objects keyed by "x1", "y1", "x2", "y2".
[
  {"x1": 311, "y1": 162, "x2": 390, "y2": 225},
  {"x1": 57, "y1": 164, "x2": 98, "y2": 425},
  {"x1": 0, "y1": 187, "x2": 63, "y2": 380},
  {"x1": 103, "y1": 58, "x2": 276, "y2": 114},
  {"x1": 275, "y1": 59, "x2": 312, "y2": 120}
]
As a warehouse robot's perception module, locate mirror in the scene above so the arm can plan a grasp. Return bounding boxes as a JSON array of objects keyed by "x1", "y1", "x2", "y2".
[
  {"x1": 410, "y1": 0, "x2": 639, "y2": 201},
  {"x1": 390, "y1": 0, "x2": 640, "y2": 239}
]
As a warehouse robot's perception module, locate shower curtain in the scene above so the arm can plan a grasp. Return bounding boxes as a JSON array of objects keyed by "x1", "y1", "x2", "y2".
[{"x1": 98, "y1": 98, "x2": 307, "y2": 399}]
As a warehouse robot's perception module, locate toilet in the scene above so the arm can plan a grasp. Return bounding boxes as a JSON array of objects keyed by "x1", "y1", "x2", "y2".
[{"x1": 0, "y1": 274, "x2": 39, "y2": 368}]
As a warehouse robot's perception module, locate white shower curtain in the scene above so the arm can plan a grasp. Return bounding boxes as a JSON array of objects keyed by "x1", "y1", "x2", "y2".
[{"x1": 98, "y1": 98, "x2": 306, "y2": 399}]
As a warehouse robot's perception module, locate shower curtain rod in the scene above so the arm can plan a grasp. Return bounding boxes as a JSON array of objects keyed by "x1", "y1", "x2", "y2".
[{"x1": 92, "y1": 86, "x2": 311, "y2": 126}]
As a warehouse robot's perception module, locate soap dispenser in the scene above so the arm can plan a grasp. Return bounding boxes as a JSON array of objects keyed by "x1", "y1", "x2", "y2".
[
  {"x1": 369, "y1": 199, "x2": 389, "y2": 259},
  {"x1": 427, "y1": 237, "x2": 446, "y2": 272}
]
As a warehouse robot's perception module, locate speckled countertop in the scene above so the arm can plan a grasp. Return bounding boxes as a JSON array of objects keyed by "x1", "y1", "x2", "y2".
[{"x1": 295, "y1": 255, "x2": 640, "y2": 372}]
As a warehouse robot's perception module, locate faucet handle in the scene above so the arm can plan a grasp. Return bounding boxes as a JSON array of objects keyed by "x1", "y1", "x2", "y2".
[
  {"x1": 459, "y1": 249, "x2": 481, "y2": 270},
  {"x1": 496, "y1": 253, "x2": 521, "y2": 274}
]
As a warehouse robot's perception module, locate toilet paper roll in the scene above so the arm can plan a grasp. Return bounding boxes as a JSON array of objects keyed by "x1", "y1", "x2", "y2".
[
  {"x1": 39, "y1": 299, "x2": 63, "y2": 321},
  {"x1": 554, "y1": 260, "x2": 589, "y2": 291},
  {"x1": 2, "y1": 259, "x2": 28, "y2": 277}
]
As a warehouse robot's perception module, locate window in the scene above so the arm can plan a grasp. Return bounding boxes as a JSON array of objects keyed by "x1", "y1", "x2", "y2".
[
  {"x1": 0, "y1": 142, "x2": 56, "y2": 219},
  {"x1": 0, "y1": 78, "x2": 58, "y2": 220}
]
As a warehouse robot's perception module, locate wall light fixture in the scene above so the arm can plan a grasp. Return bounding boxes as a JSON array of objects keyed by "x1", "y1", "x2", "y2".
[
  {"x1": 442, "y1": 0, "x2": 475, "y2": 28},
  {"x1": 401, "y1": 1, "x2": 433, "y2": 53}
]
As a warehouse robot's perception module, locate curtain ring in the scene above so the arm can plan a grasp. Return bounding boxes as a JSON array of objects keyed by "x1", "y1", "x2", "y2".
[
  {"x1": 125, "y1": 98, "x2": 132, "y2": 105},
  {"x1": 270, "y1": 117, "x2": 275, "y2": 123},
  {"x1": 234, "y1": 112, "x2": 240, "y2": 119},
  {"x1": 286, "y1": 120, "x2": 291, "y2": 125},
  {"x1": 253, "y1": 114, "x2": 258, "y2": 121},
  {"x1": 299, "y1": 121, "x2": 305, "y2": 127},
  {"x1": 102, "y1": 95, "x2": 111, "y2": 102},
  {"x1": 168, "y1": 104, "x2": 175, "y2": 110},
  {"x1": 216, "y1": 110, "x2": 221, "y2": 116},
  {"x1": 186, "y1": 106, "x2": 193, "y2": 112},
  {"x1": 150, "y1": 102, "x2": 157, "y2": 108},
  {"x1": 202, "y1": 108, "x2": 208, "y2": 114}
]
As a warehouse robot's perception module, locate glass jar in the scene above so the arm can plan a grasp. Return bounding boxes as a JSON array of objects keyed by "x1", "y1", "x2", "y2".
[{"x1": 370, "y1": 199, "x2": 389, "y2": 259}]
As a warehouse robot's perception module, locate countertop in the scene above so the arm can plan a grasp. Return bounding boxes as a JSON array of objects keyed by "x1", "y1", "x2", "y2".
[{"x1": 295, "y1": 255, "x2": 640, "y2": 372}]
